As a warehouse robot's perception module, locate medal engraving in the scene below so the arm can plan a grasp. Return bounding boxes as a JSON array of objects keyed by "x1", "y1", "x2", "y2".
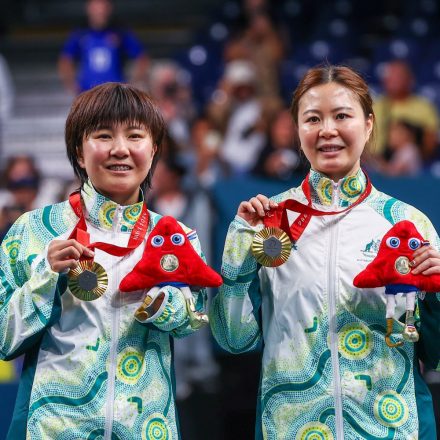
[
  {"x1": 252, "y1": 227, "x2": 291, "y2": 267},
  {"x1": 395, "y1": 256, "x2": 410, "y2": 275},
  {"x1": 160, "y1": 254, "x2": 179, "y2": 272},
  {"x1": 263, "y1": 236, "x2": 282, "y2": 258},
  {"x1": 78, "y1": 270, "x2": 98, "y2": 291},
  {"x1": 68, "y1": 261, "x2": 108, "y2": 301}
]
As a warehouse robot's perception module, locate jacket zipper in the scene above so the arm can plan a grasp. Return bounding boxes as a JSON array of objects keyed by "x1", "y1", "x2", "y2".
[
  {"x1": 328, "y1": 181, "x2": 344, "y2": 439},
  {"x1": 104, "y1": 206, "x2": 123, "y2": 440}
]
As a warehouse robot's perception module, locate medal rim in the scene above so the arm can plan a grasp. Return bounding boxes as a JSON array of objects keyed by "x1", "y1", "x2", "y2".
[
  {"x1": 252, "y1": 227, "x2": 291, "y2": 267},
  {"x1": 68, "y1": 260, "x2": 108, "y2": 301}
]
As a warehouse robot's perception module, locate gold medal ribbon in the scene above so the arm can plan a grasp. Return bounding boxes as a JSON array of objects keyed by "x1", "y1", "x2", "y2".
[
  {"x1": 67, "y1": 191, "x2": 150, "y2": 300},
  {"x1": 253, "y1": 171, "x2": 372, "y2": 267},
  {"x1": 266, "y1": 171, "x2": 372, "y2": 242}
]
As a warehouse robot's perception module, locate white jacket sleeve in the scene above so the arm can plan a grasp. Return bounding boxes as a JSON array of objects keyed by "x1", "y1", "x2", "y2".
[
  {"x1": 0, "y1": 213, "x2": 63, "y2": 360},
  {"x1": 209, "y1": 216, "x2": 263, "y2": 353}
]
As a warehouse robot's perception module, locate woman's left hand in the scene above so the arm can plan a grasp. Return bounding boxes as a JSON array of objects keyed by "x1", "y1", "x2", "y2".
[{"x1": 410, "y1": 245, "x2": 440, "y2": 275}]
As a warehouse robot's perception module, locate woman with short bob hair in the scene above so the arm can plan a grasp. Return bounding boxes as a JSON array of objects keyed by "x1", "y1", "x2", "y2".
[{"x1": 1, "y1": 82, "x2": 208, "y2": 439}]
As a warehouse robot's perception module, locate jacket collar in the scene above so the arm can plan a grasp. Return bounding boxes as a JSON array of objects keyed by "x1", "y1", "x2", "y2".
[
  {"x1": 307, "y1": 168, "x2": 367, "y2": 207},
  {"x1": 81, "y1": 180, "x2": 144, "y2": 232}
]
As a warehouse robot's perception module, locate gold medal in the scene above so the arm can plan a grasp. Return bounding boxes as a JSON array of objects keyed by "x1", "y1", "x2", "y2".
[
  {"x1": 160, "y1": 254, "x2": 179, "y2": 272},
  {"x1": 68, "y1": 260, "x2": 108, "y2": 301},
  {"x1": 252, "y1": 227, "x2": 291, "y2": 267},
  {"x1": 395, "y1": 256, "x2": 410, "y2": 275}
]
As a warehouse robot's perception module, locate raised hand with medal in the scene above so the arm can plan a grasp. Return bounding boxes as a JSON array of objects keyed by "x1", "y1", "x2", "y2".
[
  {"x1": 48, "y1": 190, "x2": 150, "y2": 302},
  {"x1": 64, "y1": 191, "x2": 149, "y2": 301},
  {"x1": 242, "y1": 173, "x2": 372, "y2": 267}
]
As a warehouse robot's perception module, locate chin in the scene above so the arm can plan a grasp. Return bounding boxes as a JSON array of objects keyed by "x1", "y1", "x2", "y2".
[{"x1": 319, "y1": 160, "x2": 356, "y2": 178}]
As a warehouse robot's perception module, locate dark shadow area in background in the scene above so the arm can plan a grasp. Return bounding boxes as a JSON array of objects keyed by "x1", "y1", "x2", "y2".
[{"x1": 177, "y1": 352, "x2": 260, "y2": 440}]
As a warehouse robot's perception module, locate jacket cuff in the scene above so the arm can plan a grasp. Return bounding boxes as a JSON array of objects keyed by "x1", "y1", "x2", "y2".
[{"x1": 135, "y1": 285, "x2": 190, "y2": 332}]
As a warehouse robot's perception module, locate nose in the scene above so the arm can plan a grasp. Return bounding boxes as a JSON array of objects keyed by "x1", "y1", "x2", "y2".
[
  {"x1": 319, "y1": 119, "x2": 338, "y2": 138},
  {"x1": 110, "y1": 135, "x2": 130, "y2": 157}
]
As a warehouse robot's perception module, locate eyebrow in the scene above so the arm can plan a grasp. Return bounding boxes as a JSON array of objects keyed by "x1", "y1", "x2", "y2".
[
  {"x1": 126, "y1": 125, "x2": 144, "y2": 130},
  {"x1": 94, "y1": 125, "x2": 112, "y2": 130},
  {"x1": 302, "y1": 106, "x2": 354, "y2": 116},
  {"x1": 332, "y1": 106, "x2": 354, "y2": 112},
  {"x1": 94, "y1": 124, "x2": 144, "y2": 130}
]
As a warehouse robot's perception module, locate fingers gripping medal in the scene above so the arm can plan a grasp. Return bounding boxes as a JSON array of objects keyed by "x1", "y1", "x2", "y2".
[
  {"x1": 67, "y1": 191, "x2": 149, "y2": 302},
  {"x1": 68, "y1": 228, "x2": 108, "y2": 301},
  {"x1": 251, "y1": 172, "x2": 373, "y2": 268},
  {"x1": 251, "y1": 202, "x2": 299, "y2": 268}
]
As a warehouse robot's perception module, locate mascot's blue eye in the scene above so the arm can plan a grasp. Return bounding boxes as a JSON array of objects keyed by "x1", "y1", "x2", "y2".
[
  {"x1": 151, "y1": 235, "x2": 164, "y2": 247},
  {"x1": 171, "y1": 233, "x2": 185, "y2": 246},
  {"x1": 408, "y1": 238, "x2": 421, "y2": 250},
  {"x1": 386, "y1": 237, "x2": 400, "y2": 248}
]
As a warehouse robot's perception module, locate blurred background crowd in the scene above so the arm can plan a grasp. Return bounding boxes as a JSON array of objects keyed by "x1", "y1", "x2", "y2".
[{"x1": 0, "y1": 0, "x2": 440, "y2": 438}]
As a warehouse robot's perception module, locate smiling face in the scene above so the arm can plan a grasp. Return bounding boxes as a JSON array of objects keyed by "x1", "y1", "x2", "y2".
[
  {"x1": 78, "y1": 122, "x2": 156, "y2": 205},
  {"x1": 297, "y1": 82, "x2": 373, "y2": 182}
]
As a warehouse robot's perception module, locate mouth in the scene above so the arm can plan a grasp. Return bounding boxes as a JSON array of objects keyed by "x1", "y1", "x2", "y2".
[
  {"x1": 106, "y1": 164, "x2": 133, "y2": 171},
  {"x1": 318, "y1": 144, "x2": 344, "y2": 153}
]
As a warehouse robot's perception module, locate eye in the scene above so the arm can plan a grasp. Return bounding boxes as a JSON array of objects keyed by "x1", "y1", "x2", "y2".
[
  {"x1": 151, "y1": 235, "x2": 164, "y2": 247},
  {"x1": 171, "y1": 233, "x2": 185, "y2": 246},
  {"x1": 306, "y1": 116, "x2": 320, "y2": 123},
  {"x1": 129, "y1": 131, "x2": 144, "y2": 139},
  {"x1": 96, "y1": 133, "x2": 111, "y2": 139},
  {"x1": 336, "y1": 113, "x2": 348, "y2": 120},
  {"x1": 386, "y1": 237, "x2": 400, "y2": 248},
  {"x1": 408, "y1": 238, "x2": 421, "y2": 250}
]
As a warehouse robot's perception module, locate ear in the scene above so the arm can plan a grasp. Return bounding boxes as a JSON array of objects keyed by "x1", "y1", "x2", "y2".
[
  {"x1": 150, "y1": 144, "x2": 157, "y2": 160},
  {"x1": 366, "y1": 113, "x2": 374, "y2": 140},
  {"x1": 77, "y1": 146, "x2": 85, "y2": 169}
]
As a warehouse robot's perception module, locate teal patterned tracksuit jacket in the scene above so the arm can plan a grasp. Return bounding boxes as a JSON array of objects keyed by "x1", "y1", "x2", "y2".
[
  {"x1": 0, "y1": 181, "x2": 206, "y2": 440},
  {"x1": 210, "y1": 169, "x2": 440, "y2": 440}
]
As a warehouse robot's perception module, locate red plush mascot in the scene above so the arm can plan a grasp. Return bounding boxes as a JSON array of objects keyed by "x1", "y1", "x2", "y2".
[
  {"x1": 354, "y1": 220, "x2": 440, "y2": 347},
  {"x1": 120, "y1": 216, "x2": 222, "y2": 329}
]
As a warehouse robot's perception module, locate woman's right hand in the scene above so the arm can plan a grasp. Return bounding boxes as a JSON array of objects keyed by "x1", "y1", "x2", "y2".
[
  {"x1": 237, "y1": 194, "x2": 278, "y2": 227},
  {"x1": 47, "y1": 239, "x2": 94, "y2": 273}
]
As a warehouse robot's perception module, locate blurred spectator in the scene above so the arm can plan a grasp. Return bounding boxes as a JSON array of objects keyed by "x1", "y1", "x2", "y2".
[
  {"x1": 252, "y1": 108, "x2": 307, "y2": 180},
  {"x1": 224, "y1": 10, "x2": 286, "y2": 106},
  {"x1": 149, "y1": 156, "x2": 214, "y2": 262},
  {"x1": 0, "y1": 155, "x2": 41, "y2": 237},
  {"x1": 148, "y1": 157, "x2": 220, "y2": 401},
  {"x1": 208, "y1": 59, "x2": 270, "y2": 175},
  {"x1": 58, "y1": 0, "x2": 149, "y2": 94},
  {"x1": 0, "y1": 155, "x2": 60, "y2": 241},
  {"x1": 373, "y1": 60, "x2": 440, "y2": 161},
  {"x1": 191, "y1": 115, "x2": 227, "y2": 188},
  {"x1": 375, "y1": 119, "x2": 423, "y2": 176},
  {"x1": 148, "y1": 61, "x2": 196, "y2": 151},
  {"x1": 149, "y1": 158, "x2": 189, "y2": 220}
]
